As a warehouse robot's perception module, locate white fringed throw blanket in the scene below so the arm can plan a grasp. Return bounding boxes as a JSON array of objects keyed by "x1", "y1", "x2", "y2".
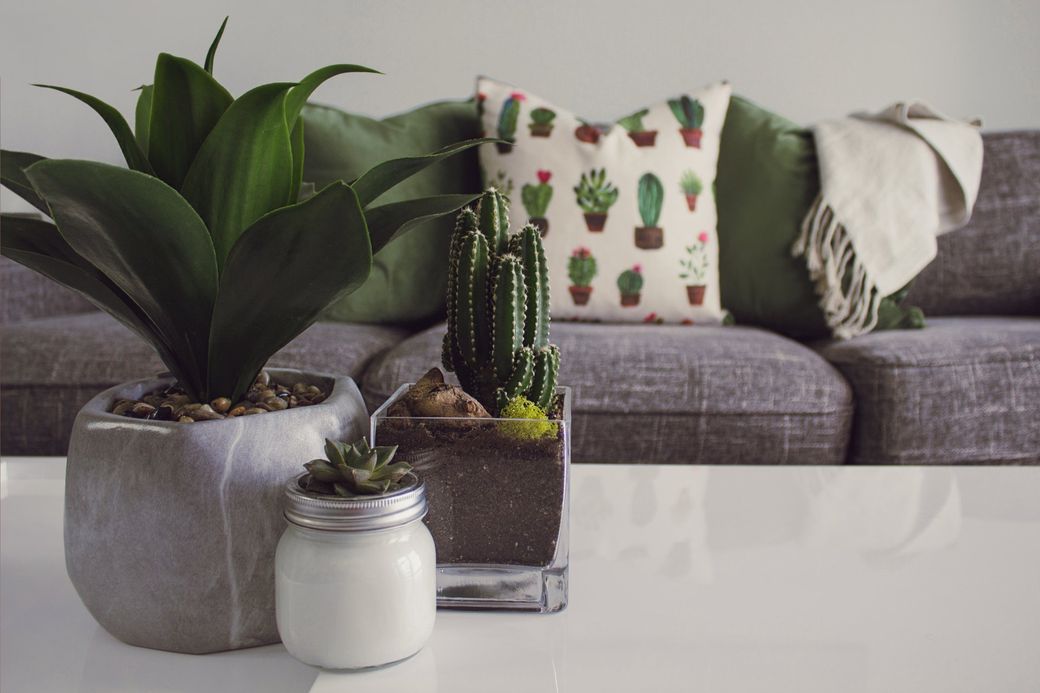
[{"x1": 793, "y1": 102, "x2": 984, "y2": 338}]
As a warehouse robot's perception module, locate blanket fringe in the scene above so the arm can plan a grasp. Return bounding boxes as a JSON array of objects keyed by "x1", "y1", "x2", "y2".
[{"x1": 793, "y1": 195, "x2": 881, "y2": 339}]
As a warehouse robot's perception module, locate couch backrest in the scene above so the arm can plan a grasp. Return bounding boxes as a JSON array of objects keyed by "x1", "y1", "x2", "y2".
[
  {"x1": 0, "y1": 256, "x2": 97, "y2": 325},
  {"x1": 907, "y1": 130, "x2": 1040, "y2": 316}
]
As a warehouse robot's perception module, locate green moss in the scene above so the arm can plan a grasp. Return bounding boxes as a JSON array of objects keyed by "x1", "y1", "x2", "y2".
[{"x1": 498, "y1": 396, "x2": 556, "y2": 440}]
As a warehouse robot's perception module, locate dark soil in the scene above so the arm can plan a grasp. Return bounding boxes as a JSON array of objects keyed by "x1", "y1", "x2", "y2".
[{"x1": 376, "y1": 397, "x2": 566, "y2": 567}]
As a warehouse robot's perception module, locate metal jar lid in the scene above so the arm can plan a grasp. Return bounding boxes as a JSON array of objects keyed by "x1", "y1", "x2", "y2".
[{"x1": 283, "y1": 473, "x2": 427, "y2": 532}]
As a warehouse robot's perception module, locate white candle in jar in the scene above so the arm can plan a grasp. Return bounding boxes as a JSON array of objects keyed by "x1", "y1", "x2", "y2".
[{"x1": 275, "y1": 474, "x2": 436, "y2": 669}]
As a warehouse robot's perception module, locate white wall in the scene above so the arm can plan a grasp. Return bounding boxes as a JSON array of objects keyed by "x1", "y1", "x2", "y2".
[{"x1": 2, "y1": 0, "x2": 1037, "y2": 209}]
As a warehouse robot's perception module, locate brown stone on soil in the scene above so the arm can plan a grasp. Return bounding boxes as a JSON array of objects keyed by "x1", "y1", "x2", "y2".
[
  {"x1": 389, "y1": 368, "x2": 490, "y2": 419},
  {"x1": 377, "y1": 396, "x2": 566, "y2": 567}
]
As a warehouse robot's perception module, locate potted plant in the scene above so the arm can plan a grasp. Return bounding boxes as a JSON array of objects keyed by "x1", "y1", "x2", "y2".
[
  {"x1": 522, "y1": 169, "x2": 554, "y2": 235},
  {"x1": 680, "y1": 169, "x2": 703, "y2": 211},
  {"x1": 617, "y1": 108, "x2": 657, "y2": 147},
  {"x1": 617, "y1": 265, "x2": 644, "y2": 306},
  {"x1": 528, "y1": 107, "x2": 556, "y2": 137},
  {"x1": 276, "y1": 438, "x2": 436, "y2": 670},
  {"x1": 635, "y1": 173, "x2": 665, "y2": 249},
  {"x1": 0, "y1": 20, "x2": 487, "y2": 654},
  {"x1": 573, "y1": 168, "x2": 618, "y2": 232},
  {"x1": 668, "y1": 95, "x2": 705, "y2": 148},
  {"x1": 496, "y1": 91, "x2": 525, "y2": 153},
  {"x1": 680, "y1": 232, "x2": 712, "y2": 305},
  {"x1": 574, "y1": 120, "x2": 601, "y2": 144},
  {"x1": 370, "y1": 190, "x2": 570, "y2": 612},
  {"x1": 567, "y1": 246, "x2": 597, "y2": 305}
]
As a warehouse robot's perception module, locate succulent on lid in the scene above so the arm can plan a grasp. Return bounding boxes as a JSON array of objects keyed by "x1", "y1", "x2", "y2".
[{"x1": 300, "y1": 438, "x2": 412, "y2": 497}]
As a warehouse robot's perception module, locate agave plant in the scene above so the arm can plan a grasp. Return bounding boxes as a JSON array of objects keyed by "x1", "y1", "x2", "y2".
[
  {"x1": 0, "y1": 19, "x2": 490, "y2": 403},
  {"x1": 300, "y1": 438, "x2": 412, "y2": 496}
]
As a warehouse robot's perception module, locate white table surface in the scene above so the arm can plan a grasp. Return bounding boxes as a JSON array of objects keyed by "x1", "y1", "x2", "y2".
[{"x1": 2, "y1": 457, "x2": 1038, "y2": 693}]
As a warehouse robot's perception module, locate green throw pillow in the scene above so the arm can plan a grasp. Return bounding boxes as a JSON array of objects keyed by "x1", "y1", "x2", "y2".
[
  {"x1": 716, "y1": 96, "x2": 922, "y2": 340},
  {"x1": 302, "y1": 99, "x2": 481, "y2": 325}
]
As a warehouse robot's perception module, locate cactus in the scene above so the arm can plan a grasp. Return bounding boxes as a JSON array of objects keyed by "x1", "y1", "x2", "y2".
[
  {"x1": 574, "y1": 168, "x2": 619, "y2": 214},
  {"x1": 567, "y1": 247, "x2": 597, "y2": 287},
  {"x1": 497, "y1": 92, "x2": 525, "y2": 151},
  {"x1": 617, "y1": 108, "x2": 649, "y2": 133},
  {"x1": 668, "y1": 96, "x2": 704, "y2": 130},
  {"x1": 637, "y1": 173, "x2": 664, "y2": 227},
  {"x1": 443, "y1": 189, "x2": 560, "y2": 414},
  {"x1": 617, "y1": 266, "x2": 644, "y2": 295},
  {"x1": 522, "y1": 170, "x2": 554, "y2": 218},
  {"x1": 529, "y1": 107, "x2": 556, "y2": 136},
  {"x1": 679, "y1": 170, "x2": 703, "y2": 195},
  {"x1": 299, "y1": 438, "x2": 412, "y2": 497}
]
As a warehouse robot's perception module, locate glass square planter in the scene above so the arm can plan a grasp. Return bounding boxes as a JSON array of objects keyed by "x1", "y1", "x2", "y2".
[{"x1": 371, "y1": 385, "x2": 570, "y2": 612}]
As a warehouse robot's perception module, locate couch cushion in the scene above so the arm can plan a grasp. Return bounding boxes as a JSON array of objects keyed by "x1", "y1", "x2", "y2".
[
  {"x1": 907, "y1": 131, "x2": 1040, "y2": 316},
  {"x1": 0, "y1": 313, "x2": 408, "y2": 456},
  {"x1": 816, "y1": 317, "x2": 1040, "y2": 464},
  {"x1": 363, "y1": 323, "x2": 853, "y2": 465}
]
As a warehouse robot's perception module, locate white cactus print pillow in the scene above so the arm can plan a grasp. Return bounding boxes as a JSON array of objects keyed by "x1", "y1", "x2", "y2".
[{"x1": 477, "y1": 77, "x2": 731, "y2": 324}]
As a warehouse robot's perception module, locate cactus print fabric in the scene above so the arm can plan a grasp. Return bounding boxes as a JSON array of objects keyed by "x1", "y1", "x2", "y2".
[{"x1": 477, "y1": 77, "x2": 731, "y2": 324}]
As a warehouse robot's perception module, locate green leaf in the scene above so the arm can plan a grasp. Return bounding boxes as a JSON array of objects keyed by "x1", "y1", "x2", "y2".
[
  {"x1": 148, "y1": 53, "x2": 233, "y2": 189},
  {"x1": 133, "y1": 85, "x2": 153, "y2": 155},
  {"x1": 289, "y1": 119, "x2": 305, "y2": 203},
  {"x1": 180, "y1": 82, "x2": 295, "y2": 269},
  {"x1": 0, "y1": 214, "x2": 195, "y2": 391},
  {"x1": 285, "y1": 64, "x2": 380, "y2": 125},
  {"x1": 204, "y1": 16, "x2": 229, "y2": 74},
  {"x1": 25, "y1": 160, "x2": 218, "y2": 398},
  {"x1": 1, "y1": 150, "x2": 49, "y2": 214},
  {"x1": 364, "y1": 193, "x2": 482, "y2": 255},
  {"x1": 207, "y1": 182, "x2": 371, "y2": 400},
  {"x1": 34, "y1": 85, "x2": 153, "y2": 175},
  {"x1": 324, "y1": 438, "x2": 346, "y2": 467},
  {"x1": 350, "y1": 138, "x2": 498, "y2": 208},
  {"x1": 283, "y1": 64, "x2": 378, "y2": 202},
  {"x1": 305, "y1": 459, "x2": 341, "y2": 483}
]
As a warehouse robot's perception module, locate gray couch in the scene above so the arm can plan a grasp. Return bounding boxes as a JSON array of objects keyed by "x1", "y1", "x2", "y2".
[{"x1": 3, "y1": 131, "x2": 1038, "y2": 464}]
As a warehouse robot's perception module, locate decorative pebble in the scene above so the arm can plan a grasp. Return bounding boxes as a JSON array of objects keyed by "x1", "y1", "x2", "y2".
[{"x1": 109, "y1": 371, "x2": 328, "y2": 422}]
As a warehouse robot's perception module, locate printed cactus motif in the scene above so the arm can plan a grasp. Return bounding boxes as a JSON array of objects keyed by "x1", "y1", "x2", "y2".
[
  {"x1": 679, "y1": 170, "x2": 703, "y2": 211},
  {"x1": 679, "y1": 231, "x2": 711, "y2": 305},
  {"x1": 574, "y1": 168, "x2": 618, "y2": 232},
  {"x1": 497, "y1": 92, "x2": 525, "y2": 153},
  {"x1": 575, "y1": 120, "x2": 601, "y2": 144},
  {"x1": 617, "y1": 265, "x2": 644, "y2": 306},
  {"x1": 618, "y1": 108, "x2": 657, "y2": 147},
  {"x1": 485, "y1": 169, "x2": 515, "y2": 200},
  {"x1": 443, "y1": 189, "x2": 559, "y2": 414},
  {"x1": 668, "y1": 95, "x2": 705, "y2": 147},
  {"x1": 635, "y1": 173, "x2": 665, "y2": 249},
  {"x1": 528, "y1": 107, "x2": 556, "y2": 137},
  {"x1": 567, "y1": 247, "x2": 597, "y2": 306},
  {"x1": 522, "y1": 170, "x2": 554, "y2": 236}
]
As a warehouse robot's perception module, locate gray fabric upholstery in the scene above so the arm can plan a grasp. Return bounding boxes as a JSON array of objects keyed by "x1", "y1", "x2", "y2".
[
  {"x1": 817, "y1": 317, "x2": 1040, "y2": 465},
  {"x1": 0, "y1": 257, "x2": 95, "y2": 324},
  {"x1": 908, "y1": 131, "x2": 1040, "y2": 316},
  {"x1": 363, "y1": 323, "x2": 854, "y2": 465},
  {"x1": 0, "y1": 313, "x2": 407, "y2": 456}
]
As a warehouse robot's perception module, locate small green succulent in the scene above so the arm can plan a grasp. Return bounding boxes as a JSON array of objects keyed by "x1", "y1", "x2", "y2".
[{"x1": 300, "y1": 438, "x2": 412, "y2": 497}]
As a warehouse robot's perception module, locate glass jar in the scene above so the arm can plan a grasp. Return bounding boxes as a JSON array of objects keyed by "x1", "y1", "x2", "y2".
[
  {"x1": 372, "y1": 386, "x2": 570, "y2": 613},
  {"x1": 275, "y1": 474, "x2": 436, "y2": 670}
]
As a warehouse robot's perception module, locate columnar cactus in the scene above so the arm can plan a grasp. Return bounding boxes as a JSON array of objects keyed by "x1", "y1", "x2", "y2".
[
  {"x1": 638, "y1": 173, "x2": 664, "y2": 228},
  {"x1": 443, "y1": 189, "x2": 560, "y2": 414},
  {"x1": 496, "y1": 92, "x2": 524, "y2": 152}
]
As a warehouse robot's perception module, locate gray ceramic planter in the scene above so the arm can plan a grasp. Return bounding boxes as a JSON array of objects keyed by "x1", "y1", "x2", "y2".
[{"x1": 64, "y1": 368, "x2": 367, "y2": 654}]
